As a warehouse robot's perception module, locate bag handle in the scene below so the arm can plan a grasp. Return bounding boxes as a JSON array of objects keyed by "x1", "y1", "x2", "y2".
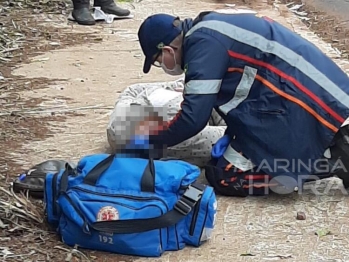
[
  {"x1": 89, "y1": 182, "x2": 206, "y2": 234},
  {"x1": 82, "y1": 154, "x2": 155, "y2": 193}
]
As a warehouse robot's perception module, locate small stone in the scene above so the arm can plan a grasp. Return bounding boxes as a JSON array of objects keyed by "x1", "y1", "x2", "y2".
[
  {"x1": 49, "y1": 42, "x2": 60, "y2": 46},
  {"x1": 296, "y1": 211, "x2": 306, "y2": 220}
]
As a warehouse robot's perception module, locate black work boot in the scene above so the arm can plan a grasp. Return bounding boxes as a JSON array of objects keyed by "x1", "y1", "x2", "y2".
[
  {"x1": 72, "y1": 0, "x2": 96, "y2": 26},
  {"x1": 94, "y1": 0, "x2": 131, "y2": 17},
  {"x1": 327, "y1": 125, "x2": 349, "y2": 188}
]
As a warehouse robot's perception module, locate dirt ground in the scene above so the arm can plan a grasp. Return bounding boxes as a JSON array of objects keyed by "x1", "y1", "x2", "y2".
[
  {"x1": 280, "y1": 0, "x2": 349, "y2": 59},
  {"x1": 1, "y1": 0, "x2": 349, "y2": 261}
]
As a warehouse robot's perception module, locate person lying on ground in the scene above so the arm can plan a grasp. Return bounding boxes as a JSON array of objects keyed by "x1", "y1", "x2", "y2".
[
  {"x1": 107, "y1": 79, "x2": 226, "y2": 167},
  {"x1": 135, "y1": 11, "x2": 349, "y2": 192}
]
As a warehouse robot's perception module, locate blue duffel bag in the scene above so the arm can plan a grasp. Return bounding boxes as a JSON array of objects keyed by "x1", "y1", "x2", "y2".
[{"x1": 44, "y1": 154, "x2": 217, "y2": 257}]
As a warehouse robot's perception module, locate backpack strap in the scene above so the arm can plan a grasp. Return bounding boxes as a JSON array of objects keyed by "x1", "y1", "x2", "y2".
[
  {"x1": 90, "y1": 182, "x2": 206, "y2": 234},
  {"x1": 81, "y1": 154, "x2": 156, "y2": 193},
  {"x1": 83, "y1": 154, "x2": 116, "y2": 186}
]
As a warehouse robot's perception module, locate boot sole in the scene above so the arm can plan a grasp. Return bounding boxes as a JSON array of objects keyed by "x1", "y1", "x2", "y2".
[
  {"x1": 94, "y1": 5, "x2": 130, "y2": 17},
  {"x1": 71, "y1": 12, "x2": 96, "y2": 26},
  {"x1": 76, "y1": 20, "x2": 96, "y2": 25}
]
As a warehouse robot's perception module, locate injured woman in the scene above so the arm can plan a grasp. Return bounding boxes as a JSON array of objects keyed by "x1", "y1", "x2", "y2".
[{"x1": 107, "y1": 77, "x2": 226, "y2": 167}]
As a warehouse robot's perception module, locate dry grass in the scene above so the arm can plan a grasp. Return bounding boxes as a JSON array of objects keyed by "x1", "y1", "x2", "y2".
[
  {"x1": 0, "y1": 184, "x2": 94, "y2": 261},
  {"x1": 0, "y1": 1, "x2": 113, "y2": 261},
  {"x1": 0, "y1": 0, "x2": 69, "y2": 64}
]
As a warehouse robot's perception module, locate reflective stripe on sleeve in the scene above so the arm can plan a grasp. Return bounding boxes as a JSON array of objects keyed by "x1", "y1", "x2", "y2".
[{"x1": 184, "y1": 79, "x2": 222, "y2": 95}]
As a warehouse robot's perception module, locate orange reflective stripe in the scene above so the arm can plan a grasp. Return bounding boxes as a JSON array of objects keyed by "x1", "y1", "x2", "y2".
[
  {"x1": 220, "y1": 180, "x2": 229, "y2": 186},
  {"x1": 225, "y1": 163, "x2": 233, "y2": 171},
  {"x1": 228, "y1": 68, "x2": 339, "y2": 133},
  {"x1": 244, "y1": 174, "x2": 271, "y2": 180},
  {"x1": 230, "y1": 177, "x2": 237, "y2": 182},
  {"x1": 228, "y1": 50, "x2": 345, "y2": 124}
]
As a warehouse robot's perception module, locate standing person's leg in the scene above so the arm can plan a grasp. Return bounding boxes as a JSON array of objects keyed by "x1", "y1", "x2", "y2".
[
  {"x1": 93, "y1": 0, "x2": 130, "y2": 17},
  {"x1": 72, "y1": 0, "x2": 130, "y2": 26},
  {"x1": 71, "y1": 0, "x2": 95, "y2": 25}
]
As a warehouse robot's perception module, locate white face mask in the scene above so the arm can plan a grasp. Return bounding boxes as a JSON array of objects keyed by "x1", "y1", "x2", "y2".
[{"x1": 161, "y1": 49, "x2": 184, "y2": 76}]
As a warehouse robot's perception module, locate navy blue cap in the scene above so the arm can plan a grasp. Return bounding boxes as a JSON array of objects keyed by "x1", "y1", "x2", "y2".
[{"x1": 138, "y1": 13, "x2": 182, "y2": 74}]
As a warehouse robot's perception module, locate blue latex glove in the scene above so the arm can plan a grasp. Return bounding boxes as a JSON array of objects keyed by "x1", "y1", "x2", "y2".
[
  {"x1": 126, "y1": 135, "x2": 150, "y2": 150},
  {"x1": 211, "y1": 135, "x2": 231, "y2": 159}
]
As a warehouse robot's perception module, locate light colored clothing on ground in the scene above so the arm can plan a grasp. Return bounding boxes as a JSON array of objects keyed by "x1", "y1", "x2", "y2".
[{"x1": 107, "y1": 78, "x2": 226, "y2": 167}]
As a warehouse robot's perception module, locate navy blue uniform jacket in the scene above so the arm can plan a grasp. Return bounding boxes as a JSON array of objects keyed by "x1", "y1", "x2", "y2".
[{"x1": 151, "y1": 11, "x2": 349, "y2": 182}]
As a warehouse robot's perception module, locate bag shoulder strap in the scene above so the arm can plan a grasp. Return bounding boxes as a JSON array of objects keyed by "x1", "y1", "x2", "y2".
[
  {"x1": 62, "y1": 154, "x2": 155, "y2": 193},
  {"x1": 90, "y1": 182, "x2": 206, "y2": 234}
]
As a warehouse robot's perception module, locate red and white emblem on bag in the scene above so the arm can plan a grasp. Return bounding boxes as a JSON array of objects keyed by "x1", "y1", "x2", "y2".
[{"x1": 97, "y1": 206, "x2": 119, "y2": 221}]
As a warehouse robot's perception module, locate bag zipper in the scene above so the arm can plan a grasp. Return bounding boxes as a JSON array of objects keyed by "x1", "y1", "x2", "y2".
[
  {"x1": 257, "y1": 109, "x2": 285, "y2": 114},
  {"x1": 22, "y1": 173, "x2": 47, "y2": 178},
  {"x1": 13, "y1": 183, "x2": 44, "y2": 191},
  {"x1": 14, "y1": 172, "x2": 47, "y2": 191},
  {"x1": 196, "y1": 191, "x2": 214, "y2": 245},
  {"x1": 83, "y1": 199, "x2": 162, "y2": 211},
  {"x1": 189, "y1": 198, "x2": 202, "y2": 236},
  {"x1": 71, "y1": 186, "x2": 169, "y2": 210},
  {"x1": 52, "y1": 172, "x2": 59, "y2": 216},
  {"x1": 61, "y1": 193, "x2": 90, "y2": 233},
  {"x1": 15, "y1": 187, "x2": 43, "y2": 192}
]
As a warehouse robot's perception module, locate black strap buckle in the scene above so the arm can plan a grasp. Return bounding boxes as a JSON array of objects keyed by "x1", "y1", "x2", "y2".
[
  {"x1": 174, "y1": 200, "x2": 192, "y2": 216},
  {"x1": 174, "y1": 183, "x2": 205, "y2": 215}
]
